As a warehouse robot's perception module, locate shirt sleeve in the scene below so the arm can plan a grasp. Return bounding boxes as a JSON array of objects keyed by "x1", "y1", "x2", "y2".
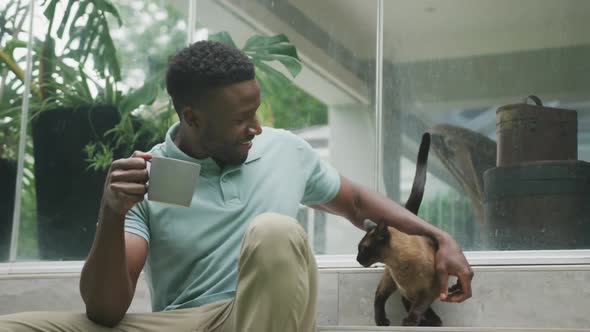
[
  {"x1": 297, "y1": 136, "x2": 341, "y2": 206},
  {"x1": 124, "y1": 200, "x2": 150, "y2": 244}
]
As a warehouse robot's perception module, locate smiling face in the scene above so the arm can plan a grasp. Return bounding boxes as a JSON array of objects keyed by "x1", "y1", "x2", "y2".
[
  {"x1": 165, "y1": 40, "x2": 260, "y2": 167},
  {"x1": 188, "y1": 80, "x2": 263, "y2": 166}
]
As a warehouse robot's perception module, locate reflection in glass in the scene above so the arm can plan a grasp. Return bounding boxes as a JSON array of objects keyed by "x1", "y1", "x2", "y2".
[{"x1": 383, "y1": 0, "x2": 590, "y2": 250}]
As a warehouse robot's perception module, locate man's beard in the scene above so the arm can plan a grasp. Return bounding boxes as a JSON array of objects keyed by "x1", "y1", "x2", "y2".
[{"x1": 212, "y1": 144, "x2": 248, "y2": 166}]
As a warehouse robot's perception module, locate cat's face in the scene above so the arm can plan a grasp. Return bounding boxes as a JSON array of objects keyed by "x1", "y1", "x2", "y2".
[{"x1": 356, "y1": 220, "x2": 390, "y2": 267}]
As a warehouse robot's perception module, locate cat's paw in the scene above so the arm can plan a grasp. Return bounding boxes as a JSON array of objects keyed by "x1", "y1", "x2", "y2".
[
  {"x1": 402, "y1": 316, "x2": 419, "y2": 326},
  {"x1": 420, "y1": 316, "x2": 443, "y2": 327},
  {"x1": 375, "y1": 317, "x2": 390, "y2": 326}
]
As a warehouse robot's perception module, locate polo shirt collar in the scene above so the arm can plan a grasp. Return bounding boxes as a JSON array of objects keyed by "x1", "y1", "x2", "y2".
[{"x1": 164, "y1": 122, "x2": 263, "y2": 175}]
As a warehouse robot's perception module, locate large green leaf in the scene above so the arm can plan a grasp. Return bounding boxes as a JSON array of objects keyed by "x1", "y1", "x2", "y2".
[
  {"x1": 247, "y1": 43, "x2": 299, "y2": 59},
  {"x1": 69, "y1": 1, "x2": 90, "y2": 36},
  {"x1": 42, "y1": 0, "x2": 59, "y2": 24},
  {"x1": 77, "y1": 65, "x2": 93, "y2": 102},
  {"x1": 118, "y1": 74, "x2": 160, "y2": 115},
  {"x1": 254, "y1": 60, "x2": 293, "y2": 88},
  {"x1": 45, "y1": 0, "x2": 122, "y2": 81},
  {"x1": 255, "y1": 53, "x2": 301, "y2": 78},
  {"x1": 56, "y1": 0, "x2": 75, "y2": 38},
  {"x1": 243, "y1": 34, "x2": 289, "y2": 51},
  {"x1": 101, "y1": 21, "x2": 121, "y2": 80},
  {"x1": 242, "y1": 34, "x2": 301, "y2": 78},
  {"x1": 97, "y1": 0, "x2": 123, "y2": 26},
  {"x1": 208, "y1": 31, "x2": 237, "y2": 49}
]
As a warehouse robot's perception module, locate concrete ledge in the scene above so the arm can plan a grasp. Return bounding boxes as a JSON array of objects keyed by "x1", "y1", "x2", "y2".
[{"x1": 1, "y1": 263, "x2": 589, "y2": 328}]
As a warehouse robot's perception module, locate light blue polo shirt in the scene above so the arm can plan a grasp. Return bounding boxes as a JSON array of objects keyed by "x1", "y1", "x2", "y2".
[{"x1": 124, "y1": 122, "x2": 340, "y2": 312}]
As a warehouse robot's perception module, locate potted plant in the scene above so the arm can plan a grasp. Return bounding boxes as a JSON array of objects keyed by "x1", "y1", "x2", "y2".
[
  {"x1": 0, "y1": 0, "x2": 161, "y2": 259},
  {"x1": 1, "y1": 0, "x2": 306, "y2": 260}
]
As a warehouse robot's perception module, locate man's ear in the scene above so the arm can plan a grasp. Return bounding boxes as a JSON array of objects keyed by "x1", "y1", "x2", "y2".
[
  {"x1": 182, "y1": 107, "x2": 200, "y2": 127},
  {"x1": 181, "y1": 106, "x2": 197, "y2": 127}
]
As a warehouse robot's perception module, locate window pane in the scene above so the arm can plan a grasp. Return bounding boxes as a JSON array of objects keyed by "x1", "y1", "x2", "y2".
[
  {"x1": 194, "y1": 0, "x2": 378, "y2": 254},
  {"x1": 383, "y1": 0, "x2": 590, "y2": 250},
  {"x1": 9, "y1": 0, "x2": 189, "y2": 261},
  {"x1": 0, "y1": 0, "x2": 33, "y2": 262}
]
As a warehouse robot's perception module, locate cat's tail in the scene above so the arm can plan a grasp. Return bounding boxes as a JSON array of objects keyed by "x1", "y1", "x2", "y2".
[{"x1": 404, "y1": 132, "x2": 430, "y2": 215}]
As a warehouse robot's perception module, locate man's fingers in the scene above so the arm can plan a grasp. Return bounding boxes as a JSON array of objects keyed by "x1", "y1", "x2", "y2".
[
  {"x1": 444, "y1": 272, "x2": 473, "y2": 303},
  {"x1": 131, "y1": 151, "x2": 153, "y2": 159},
  {"x1": 110, "y1": 182, "x2": 148, "y2": 195},
  {"x1": 110, "y1": 169, "x2": 149, "y2": 184},
  {"x1": 448, "y1": 282, "x2": 462, "y2": 293},
  {"x1": 444, "y1": 291, "x2": 468, "y2": 303},
  {"x1": 459, "y1": 270, "x2": 473, "y2": 299},
  {"x1": 111, "y1": 157, "x2": 150, "y2": 171},
  {"x1": 437, "y1": 268, "x2": 449, "y2": 301}
]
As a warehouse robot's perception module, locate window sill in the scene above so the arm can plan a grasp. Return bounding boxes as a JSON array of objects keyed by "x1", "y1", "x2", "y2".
[
  {"x1": 1, "y1": 250, "x2": 589, "y2": 276},
  {"x1": 316, "y1": 250, "x2": 590, "y2": 268}
]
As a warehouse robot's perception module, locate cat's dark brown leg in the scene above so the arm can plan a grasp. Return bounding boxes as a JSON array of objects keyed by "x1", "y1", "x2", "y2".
[
  {"x1": 401, "y1": 296, "x2": 411, "y2": 312},
  {"x1": 401, "y1": 293, "x2": 431, "y2": 326},
  {"x1": 420, "y1": 307, "x2": 443, "y2": 326},
  {"x1": 374, "y1": 271, "x2": 397, "y2": 326},
  {"x1": 401, "y1": 297, "x2": 441, "y2": 326}
]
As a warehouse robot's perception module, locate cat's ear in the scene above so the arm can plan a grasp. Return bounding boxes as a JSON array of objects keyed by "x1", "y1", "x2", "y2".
[
  {"x1": 376, "y1": 219, "x2": 388, "y2": 234},
  {"x1": 376, "y1": 220, "x2": 389, "y2": 242},
  {"x1": 363, "y1": 219, "x2": 377, "y2": 232}
]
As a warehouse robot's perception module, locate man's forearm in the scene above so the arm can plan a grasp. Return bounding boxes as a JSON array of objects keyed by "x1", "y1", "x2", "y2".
[
  {"x1": 79, "y1": 204, "x2": 133, "y2": 327},
  {"x1": 354, "y1": 185, "x2": 448, "y2": 242}
]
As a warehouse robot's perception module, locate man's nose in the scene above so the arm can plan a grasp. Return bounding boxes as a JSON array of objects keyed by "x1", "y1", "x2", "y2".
[{"x1": 248, "y1": 118, "x2": 262, "y2": 136}]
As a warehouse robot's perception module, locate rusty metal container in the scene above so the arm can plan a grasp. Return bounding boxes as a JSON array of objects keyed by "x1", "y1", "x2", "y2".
[
  {"x1": 483, "y1": 160, "x2": 590, "y2": 250},
  {"x1": 496, "y1": 95, "x2": 577, "y2": 167}
]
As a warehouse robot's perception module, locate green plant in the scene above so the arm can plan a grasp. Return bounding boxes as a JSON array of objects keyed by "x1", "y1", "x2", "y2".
[
  {"x1": 1, "y1": 0, "x2": 128, "y2": 112},
  {"x1": 0, "y1": 1, "x2": 27, "y2": 161},
  {"x1": 1, "y1": 0, "x2": 322, "y2": 172},
  {"x1": 0, "y1": 0, "x2": 161, "y2": 168}
]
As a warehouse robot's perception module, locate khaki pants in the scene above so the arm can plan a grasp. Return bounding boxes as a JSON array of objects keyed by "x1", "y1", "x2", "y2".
[{"x1": 0, "y1": 213, "x2": 318, "y2": 332}]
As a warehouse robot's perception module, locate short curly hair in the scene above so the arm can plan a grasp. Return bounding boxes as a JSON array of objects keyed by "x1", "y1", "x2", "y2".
[{"x1": 166, "y1": 40, "x2": 255, "y2": 117}]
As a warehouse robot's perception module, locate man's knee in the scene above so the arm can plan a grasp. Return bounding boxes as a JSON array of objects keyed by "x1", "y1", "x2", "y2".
[
  {"x1": 246, "y1": 212, "x2": 306, "y2": 244},
  {"x1": 242, "y1": 212, "x2": 310, "y2": 271}
]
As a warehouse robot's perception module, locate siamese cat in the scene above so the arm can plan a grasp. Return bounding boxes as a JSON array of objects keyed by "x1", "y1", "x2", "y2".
[{"x1": 356, "y1": 132, "x2": 444, "y2": 326}]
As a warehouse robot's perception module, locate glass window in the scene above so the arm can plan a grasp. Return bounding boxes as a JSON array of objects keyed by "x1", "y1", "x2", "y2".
[
  {"x1": 1, "y1": 0, "x2": 32, "y2": 262},
  {"x1": 3, "y1": 0, "x2": 589, "y2": 262},
  {"x1": 383, "y1": 0, "x2": 590, "y2": 251},
  {"x1": 1, "y1": 0, "x2": 189, "y2": 261}
]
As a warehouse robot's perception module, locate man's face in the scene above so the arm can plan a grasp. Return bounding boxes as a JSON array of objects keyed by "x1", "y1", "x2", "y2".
[{"x1": 196, "y1": 80, "x2": 262, "y2": 166}]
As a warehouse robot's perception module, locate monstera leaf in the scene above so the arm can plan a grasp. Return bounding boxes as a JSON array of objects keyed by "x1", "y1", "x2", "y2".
[
  {"x1": 209, "y1": 31, "x2": 303, "y2": 126},
  {"x1": 209, "y1": 31, "x2": 302, "y2": 90}
]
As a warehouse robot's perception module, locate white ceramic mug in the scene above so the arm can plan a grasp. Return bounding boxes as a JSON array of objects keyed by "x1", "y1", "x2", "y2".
[{"x1": 147, "y1": 157, "x2": 200, "y2": 207}]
